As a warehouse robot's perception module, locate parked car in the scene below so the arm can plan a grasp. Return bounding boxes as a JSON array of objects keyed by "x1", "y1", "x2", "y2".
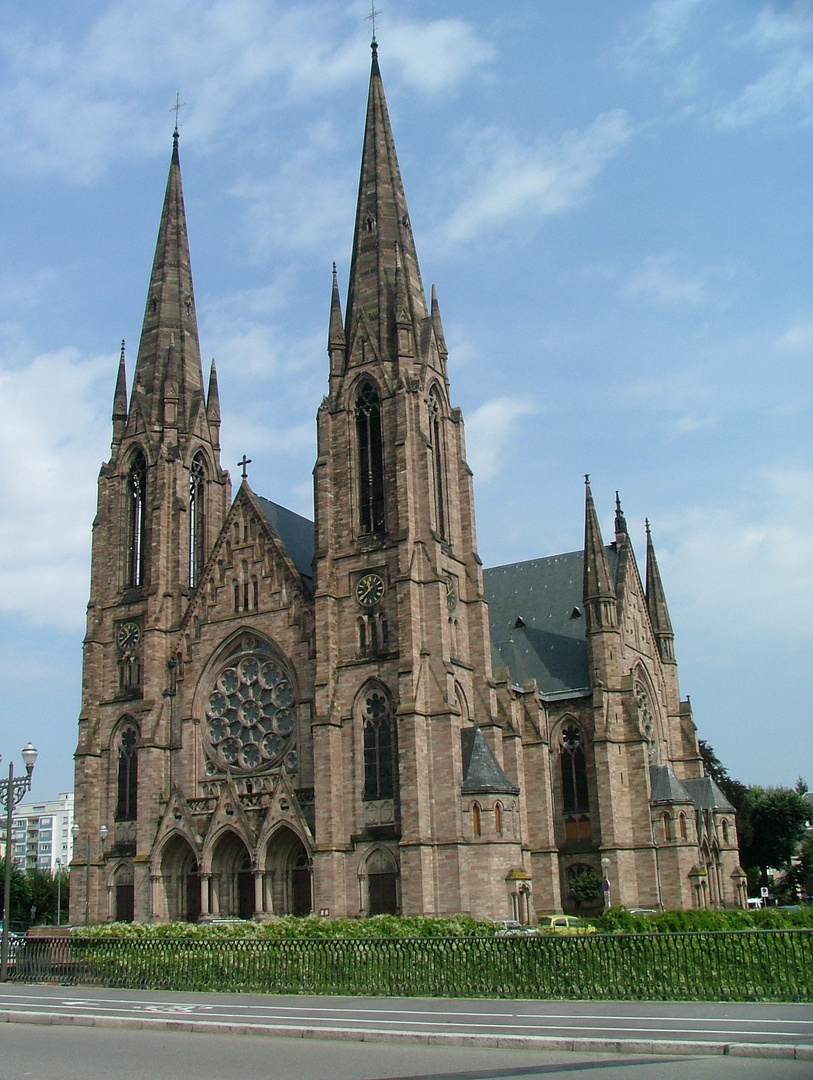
[
  {"x1": 537, "y1": 915, "x2": 597, "y2": 935},
  {"x1": 493, "y1": 919, "x2": 536, "y2": 936}
]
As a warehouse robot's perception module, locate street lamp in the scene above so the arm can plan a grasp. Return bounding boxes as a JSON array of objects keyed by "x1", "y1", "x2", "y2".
[
  {"x1": 0, "y1": 743, "x2": 39, "y2": 982},
  {"x1": 601, "y1": 856, "x2": 612, "y2": 910},
  {"x1": 55, "y1": 859, "x2": 62, "y2": 927},
  {"x1": 72, "y1": 821, "x2": 108, "y2": 926}
]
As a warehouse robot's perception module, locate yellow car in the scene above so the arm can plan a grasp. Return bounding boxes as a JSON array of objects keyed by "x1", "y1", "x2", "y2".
[{"x1": 538, "y1": 915, "x2": 597, "y2": 935}]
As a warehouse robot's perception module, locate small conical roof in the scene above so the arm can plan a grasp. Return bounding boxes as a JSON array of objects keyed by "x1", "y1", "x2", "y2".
[
  {"x1": 645, "y1": 520, "x2": 674, "y2": 637},
  {"x1": 583, "y1": 476, "x2": 616, "y2": 602}
]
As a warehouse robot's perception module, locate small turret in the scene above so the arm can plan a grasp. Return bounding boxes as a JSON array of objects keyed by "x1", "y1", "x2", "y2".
[
  {"x1": 327, "y1": 263, "x2": 346, "y2": 389},
  {"x1": 583, "y1": 475, "x2": 617, "y2": 634},
  {"x1": 112, "y1": 340, "x2": 128, "y2": 446},
  {"x1": 206, "y1": 359, "x2": 221, "y2": 449},
  {"x1": 646, "y1": 520, "x2": 676, "y2": 663}
]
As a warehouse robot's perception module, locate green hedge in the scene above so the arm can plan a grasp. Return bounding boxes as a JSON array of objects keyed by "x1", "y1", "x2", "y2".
[{"x1": 15, "y1": 924, "x2": 812, "y2": 1002}]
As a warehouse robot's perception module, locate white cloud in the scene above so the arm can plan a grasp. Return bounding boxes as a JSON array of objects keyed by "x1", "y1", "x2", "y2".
[
  {"x1": 657, "y1": 465, "x2": 813, "y2": 642},
  {"x1": 716, "y1": 5, "x2": 813, "y2": 128},
  {"x1": 624, "y1": 253, "x2": 707, "y2": 306},
  {"x1": 777, "y1": 321, "x2": 813, "y2": 351},
  {"x1": 0, "y1": 349, "x2": 110, "y2": 629},
  {"x1": 443, "y1": 110, "x2": 632, "y2": 245},
  {"x1": 0, "y1": 2, "x2": 492, "y2": 183},
  {"x1": 465, "y1": 395, "x2": 539, "y2": 482},
  {"x1": 621, "y1": 0, "x2": 704, "y2": 64}
]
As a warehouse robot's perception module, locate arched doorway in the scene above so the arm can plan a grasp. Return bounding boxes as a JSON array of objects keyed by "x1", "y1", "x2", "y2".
[
  {"x1": 210, "y1": 830, "x2": 254, "y2": 919},
  {"x1": 112, "y1": 862, "x2": 134, "y2": 923},
  {"x1": 365, "y1": 848, "x2": 399, "y2": 915},
  {"x1": 263, "y1": 827, "x2": 312, "y2": 916},
  {"x1": 160, "y1": 834, "x2": 201, "y2": 922}
]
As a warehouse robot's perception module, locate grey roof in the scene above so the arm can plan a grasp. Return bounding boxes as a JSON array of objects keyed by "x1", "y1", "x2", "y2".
[
  {"x1": 681, "y1": 776, "x2": 735, "y2": 811},
  {"x1": 461, "y1": 728, "x2": 519, "y2": 795},
  {"x1": 483, "y1": 548, "x2": 617, "y2": 698},
  {"x1": 650, "y1": 765, "x2": 693, "y2": 805},
  {"x1": 255, "y1": 496, "x2": 315, "y2": 592}
]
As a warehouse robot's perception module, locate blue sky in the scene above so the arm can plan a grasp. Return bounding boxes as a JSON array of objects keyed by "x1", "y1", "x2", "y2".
[{"x1": 1, "y1": 0, "x2": 811, "y2": 801}]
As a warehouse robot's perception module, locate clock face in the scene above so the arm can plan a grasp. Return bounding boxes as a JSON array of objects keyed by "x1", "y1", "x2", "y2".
[
  {"x1": 356, "y1": 572, "x2": 385, "y2": 607},
  {"x1": 444, "y1": 576, "x2": 458, "y2": 612},
  {"x1": 117, "y1": 621, "x2": 141, "y2": 652}
]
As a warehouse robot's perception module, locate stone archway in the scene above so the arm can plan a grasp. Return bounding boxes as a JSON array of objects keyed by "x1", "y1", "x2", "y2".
[
  {"x1": 263, "y1": 826, "x2": 312, "y2": 917},
  {"x1": 210, "y1": 830, "x2": 254, "y2": 919},
  {"x1": 112, "y1": 862, "x2": 134, "y2": 923},
  {"x1": 159, "y1": 834, "x2": 201, "y2": 923},
  {"x1": 364, "y1": 847, "x2": 399, "y2": 915}
]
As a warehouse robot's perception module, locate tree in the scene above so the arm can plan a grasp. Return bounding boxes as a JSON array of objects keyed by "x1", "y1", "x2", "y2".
[
  {"x1": 569, "y1": 867, "x2": 603, "y2": 911},
  {"x1": 0, "y1": 860, "x2": 32, "y2": 924},
  {"x1": 741, "y1": 787, "x2": 810, "y2": 887}
]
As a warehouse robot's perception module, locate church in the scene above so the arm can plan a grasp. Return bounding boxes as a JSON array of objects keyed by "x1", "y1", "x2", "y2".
[{"x1": 70, "y1": 43, "x2": 745, "y2": 926}]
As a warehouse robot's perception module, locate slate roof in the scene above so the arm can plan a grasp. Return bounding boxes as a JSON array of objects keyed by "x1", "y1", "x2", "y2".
[
  {"x1": 681, "y1": 776, "x2": 735, "y2": 811},
  {"x1": 255, "y1": 496, "x2": 315, "y2": 592},
  {"x1": 483, "y1": 548, "x2": 618, "y2": 698},
  {"x1": 650, "y1": 765, "x2": 694, "y2": 804},
  {"x1": 461, "y1": 727, "x2": 519, "y2": 795}
]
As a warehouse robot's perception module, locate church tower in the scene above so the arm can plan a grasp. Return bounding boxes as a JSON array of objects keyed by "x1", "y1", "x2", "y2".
[
  {"x1": 71, "y1": 128, "x2": 230, "y2": 924},
  {"x1": 311, "y1": 42, "x2": 525, "y2": 917}
]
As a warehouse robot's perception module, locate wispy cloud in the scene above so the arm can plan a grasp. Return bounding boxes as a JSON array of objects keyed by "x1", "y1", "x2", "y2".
[
  {"x1": 624, "y1": 253, "x2": 707, "y2": 306},
  {"x1": 618, "y1": 0, "x2": 704, "y2": 68},
  {"x1": 658, "y1": 464, "x2": 813, "y2": 642},
  {"x1": 716, "y1": 5, "x2": 813, "y2": 128},
  {"x1": 465, "y1": 395, "x2": 539, "y2": 482},
  {"x1": 0, "y1": 348, "x2": 109, "y2": 629},
  {"x1": 777, "y1": 321, "x2": 813, "y2": 351},
  {"x1": 443, "y1": 110, "x2": 632, "y2": 245},
  {"x1": 0, "y1": 1, "x2": 492, "y2": 183}
]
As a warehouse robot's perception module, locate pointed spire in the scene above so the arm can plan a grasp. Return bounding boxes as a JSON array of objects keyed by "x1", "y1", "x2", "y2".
[
  {"x1": 206, "y1": 358, "x2": 221, "y2": 449},
  {"x1": 430, "y1": 284, "x2": 448, "y2": 361},
  {"x1": 112, "y1": 339, "x2": 128, "y2": 445},
  {"x1": 345, "y1": 42, "x2": 427, "y2": 356},
  {"x1": 328, "y1": 262, "x2": 346, "y2": 346},
  {"x1": 583, "y1": 476, "x2": 617, "y2": 631},
  {"x1": 131, "y1": 129, "x2": 204, "y2": 430},
  {"x1": 646, "y1": 519, "x2": 676, "y2": 662},
  {"x1": 614, "y1": 491, "x2": 627, "y2": 537}
]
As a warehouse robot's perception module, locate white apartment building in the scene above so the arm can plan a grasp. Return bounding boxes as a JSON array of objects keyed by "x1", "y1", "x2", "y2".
[{"x1": 9, "y1": 793, "x2": 74, "y2": 873}]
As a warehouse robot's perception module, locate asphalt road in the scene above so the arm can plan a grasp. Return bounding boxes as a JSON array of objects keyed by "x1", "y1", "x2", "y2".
[
  {"x1": 1, "y1": 984, "x2": 812, "y2": 1062},
  {"x1": 2, "y1": 1023, "x2": 813, "y2": 1080}
]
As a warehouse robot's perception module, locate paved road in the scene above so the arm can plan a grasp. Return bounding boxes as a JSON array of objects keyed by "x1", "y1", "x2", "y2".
[
  {"x1": 2, "y1": 1023, "x2": 813, "y2": 1080},
  {"x1": 2, "y1": 984, "x2": 812, "y2": 1062}
]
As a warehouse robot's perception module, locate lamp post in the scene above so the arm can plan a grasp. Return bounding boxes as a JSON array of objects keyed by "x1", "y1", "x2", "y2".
[
  {"x1": 72, "y1": 822, "x2": 108, "y2": 926},
  {"x1": 601, "y1": 856, "x2": 612, "y2": 910},
  {"x1": 0, "y1": 743, "x2": 39, "y2": 982},
  {"x1": 55, "y1": 859, "x2": 62, "y2": 927}
]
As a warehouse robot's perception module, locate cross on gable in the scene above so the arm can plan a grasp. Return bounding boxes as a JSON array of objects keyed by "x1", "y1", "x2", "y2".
[{"x1": 238, "y1": 455, "x2": 252, "y2": 480}]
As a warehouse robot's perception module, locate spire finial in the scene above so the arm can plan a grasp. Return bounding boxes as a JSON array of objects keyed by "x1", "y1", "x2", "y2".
[
  {"x1": 171, "y1": 91, "x2": 185, "y2": 138},
  {"x1": 365, "y1": 3, "x2": 381, "y2": 48},
  {"x1": 645, "y1": 517, "x2": 651, "y2": 535},
  {"x1": 238, "y1": 454, "x2": 252, "y2": 480},
  {"x1": 584, "y1": 473, "x2": 590, "y2": 485},
  {"x1": 614, "y1": 490, "x2": 627, "y2": 535}
]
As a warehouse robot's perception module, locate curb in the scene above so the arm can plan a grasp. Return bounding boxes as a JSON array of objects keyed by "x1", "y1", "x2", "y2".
[{"x1": 2, "y1": 1009, "x2": 812, "y2": 1061}]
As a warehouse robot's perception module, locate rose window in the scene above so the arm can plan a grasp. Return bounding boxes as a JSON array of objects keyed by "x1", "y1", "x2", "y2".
[{"x1": 203, "y1": 640, "x2": 296, "y2": 774}]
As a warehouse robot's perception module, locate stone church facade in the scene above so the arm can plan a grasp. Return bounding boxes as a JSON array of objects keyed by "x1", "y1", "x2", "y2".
[{"x1": 71, "y1": 45, "x2": 746, "y2": 926}]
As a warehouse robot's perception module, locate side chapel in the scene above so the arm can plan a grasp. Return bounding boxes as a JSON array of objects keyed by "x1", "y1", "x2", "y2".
[{"x1": 71, "y1": 43, "x2": 746, "y2": 925}]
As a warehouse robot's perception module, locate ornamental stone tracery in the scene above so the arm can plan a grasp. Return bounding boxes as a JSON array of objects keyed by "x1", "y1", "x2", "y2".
[{"x1": 203, "y1": 637, "x2": 298, "y2": 776}]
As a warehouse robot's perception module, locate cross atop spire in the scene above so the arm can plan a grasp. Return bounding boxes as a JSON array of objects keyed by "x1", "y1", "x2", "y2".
[
  {"x1": 365, "y1": 3, "x2": 381, "y2": 45},
  {"x1": 171, "y1": 92, "x2": 185, "y2": 138}
]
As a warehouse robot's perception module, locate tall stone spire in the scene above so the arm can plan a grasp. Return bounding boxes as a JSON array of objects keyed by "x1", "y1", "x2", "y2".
[
  {"x1": 344, "y1": 41, "x2": 428, "y2": 359},
  {"x1": 131, "y1": 129, "x2": 204, "y2": 429},
  {"x1": 645, "y1": 520, "x2": 676, "y2": 663}
]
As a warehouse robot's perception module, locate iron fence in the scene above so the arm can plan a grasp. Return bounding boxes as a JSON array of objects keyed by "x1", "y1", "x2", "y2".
[{"x1": 11, "y1": 929, "x2": 813, "y2": 1001}]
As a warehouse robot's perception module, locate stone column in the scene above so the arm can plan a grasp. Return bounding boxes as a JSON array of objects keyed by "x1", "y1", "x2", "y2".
[{"x1": 200, "y1": 873, "x2": 211, "y2": 917}]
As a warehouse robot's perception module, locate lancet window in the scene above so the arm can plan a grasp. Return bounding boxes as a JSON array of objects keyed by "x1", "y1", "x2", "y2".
[
  {"x1": 427, "y1": 389, "x2": 446, "y2": 539},
  {"x1": 362, "y1": 689, "x2": 396, "y2": 801},
  {"x1": 126, "y1": 451, "x2": 147, "y2": 587},
  {"x1": 561, "y1": 725, "x2": 589, "y2": 813},
  {"x1": 189, "y1": 452, "x2": 206, "y2": 589},
  {"x1": 115, "y1": 724, "x2": 139, "y2": 822},
  {"x1": 356, "y1": 382, "x2": 385, "y2": 534}
]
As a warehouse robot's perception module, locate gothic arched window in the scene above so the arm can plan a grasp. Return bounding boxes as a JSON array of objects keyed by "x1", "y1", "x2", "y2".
[
  {"x1": 126, "y1": 451, "x2": 147, "y2": 587},
  {"x1": 427, "y1": 389, "x2": 446, "y2": 539},
  {"x1": 356, "y1": 382, "x2": 385, "y2": 534},
  {"x1": 362, "y1": 689, "x2": 396, "y2": 800},
  {"x1": 189, "y1": 452, "x2": 207, "y2": 589},
  {"x1": 115, "y1": 724, "x2": 138, "y2": 822},
  {"x1": 472, "y1": 802, "x2": 482, "y2": 838},
  {"x1": 561, "y1": 725, "x2": 589, "y2": 813}
]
